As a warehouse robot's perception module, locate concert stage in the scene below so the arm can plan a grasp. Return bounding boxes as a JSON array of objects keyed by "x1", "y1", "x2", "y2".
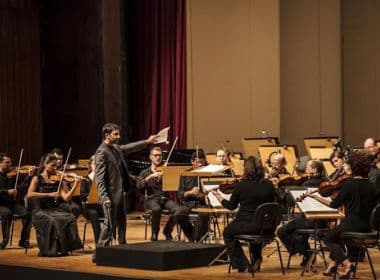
[{"x1": 0, "y1": 214, "x2": 378, "y2": 280}]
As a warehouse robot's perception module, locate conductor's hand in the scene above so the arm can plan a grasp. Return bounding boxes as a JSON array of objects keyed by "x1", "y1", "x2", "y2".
[
  {"x1": 146, "y1": 134, "x2": 159, "y2": 144},
  {"x1": 103, "y1": 200, "x2": 111, "y2": 208}
]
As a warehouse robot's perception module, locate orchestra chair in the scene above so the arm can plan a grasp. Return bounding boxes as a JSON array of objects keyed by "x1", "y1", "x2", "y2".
[
  {"x1": 341, "y1": 204, "x2": 380, "y2": 280},
  {"x1": 228, "y1": 202, "x2": 285, "y2": 277},
  {"x1": 242, "y1": 137, "x2": 279, "y2": 158},
  {"x1": 9, "y1": 213, "x2": 26, "y2": 246}
]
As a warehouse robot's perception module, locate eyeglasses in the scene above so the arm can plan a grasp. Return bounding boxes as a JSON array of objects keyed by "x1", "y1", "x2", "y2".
[{"x1": 151, "y1": 154, "x2": 162, "y2": 157}]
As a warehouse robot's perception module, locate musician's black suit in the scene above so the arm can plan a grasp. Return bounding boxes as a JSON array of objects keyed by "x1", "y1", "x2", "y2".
[{"x1": 95, "y1": 140, "x2": 147, "y2": 246}]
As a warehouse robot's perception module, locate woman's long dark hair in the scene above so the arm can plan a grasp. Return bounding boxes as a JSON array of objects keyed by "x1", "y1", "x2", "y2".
[
  {"x1": 37, "y1": 153, "x2": 57, "y2": 175},
  {"x1": 242, "y1": 156, "x2": 265, "y2": 182}
]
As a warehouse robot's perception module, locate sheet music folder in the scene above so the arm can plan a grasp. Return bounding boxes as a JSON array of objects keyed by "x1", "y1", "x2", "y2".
[
  {"x1": 181, "y1": 164, "x2": 230, "y2": 177},
  {"x1": 290, "y1": 189, "x2": 339, "y2": 215}
]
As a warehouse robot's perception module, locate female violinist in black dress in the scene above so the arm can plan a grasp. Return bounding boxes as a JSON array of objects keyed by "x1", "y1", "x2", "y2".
[
  {"x1": 213, "y1": 156, "x2": 276, "y2": 273},
  {"x1": 307, "y1": 152, "x2": 377, "y2": 278},
  {"x1": 27, "y1": 154, "x2": 82, "y2": 256}
]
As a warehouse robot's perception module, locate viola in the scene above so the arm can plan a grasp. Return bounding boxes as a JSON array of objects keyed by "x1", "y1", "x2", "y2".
[
  {"x1": 7, "y1": 165, "x2": 37, "y2": 178},
  {"x1": 218, "y1": 176, "x2": 242, "y2": 194},
  {"x1": 277, "y1": 173, "x2": 309, "y2": 187},
  {"x1": 318, "y1": 173, "x2": 352, "y2": 197}
]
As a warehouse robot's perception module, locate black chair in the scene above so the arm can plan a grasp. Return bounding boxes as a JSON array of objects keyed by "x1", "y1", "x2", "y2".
[
  {"x1": 228, "y1": 202, "x2": 285, "y2": 277},
  {"x1": 341, "y1": 204, "x2": 380, "y2": 280},
  {"x1": 82, "y1": 216, "x2": 105, "y2": 250}
]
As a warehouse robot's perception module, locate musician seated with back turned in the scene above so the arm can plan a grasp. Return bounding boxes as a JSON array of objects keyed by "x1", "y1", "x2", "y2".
[
  {"x1": 176, "y1": 151, "x2": 210, "y2": 242},
  {"x1": 305, "y1": 151, "x2": 377, "y2": 278},
  {"x1": 27, "y1": 153, "x2": 82, "y2": 257},
  {"x1": 277, "y1": 159, "x2": 327, "y2": 267},
  {"x1": 136, "y1": 146, "x2": 182, "y2": 241},
  {"x1": 0, "y1": 153, "x2": 32, "y2": 249},
  {"x1": 213, "y1": 156, "x2": 276, "y2": 273}
]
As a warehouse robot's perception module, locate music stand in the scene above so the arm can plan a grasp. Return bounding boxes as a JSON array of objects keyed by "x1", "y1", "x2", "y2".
[
  {"x1": 308, "y1": 147, "x2": 333, "y2": 160},
  {"x1": 162, "y1": 165, "x2": 190, "y2": 192},
  {"x1": 242, "y1": 137, "x2": 279, "y2": 157},
  {"x1": 304, "y1": 137, "x2": 339, "y2": 157},
  {"x1": 258, "y1": 145, "x2": 298, "y2": 175},
  {"x1": 322, "y1": 160, "x2": 335, "y2": 177}
]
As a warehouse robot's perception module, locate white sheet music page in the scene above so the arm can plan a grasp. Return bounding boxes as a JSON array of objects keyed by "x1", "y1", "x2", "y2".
[
  {"x1": 154, "y1": 127, "x2": 170, "y2": 144},
  {"x1": 207, "y1": 189, "x2": 232, "y2": 208},
  {"x1": 290, "y1": 189, "x2": 338, "y2": 213},
  {"x1": 191, "y1": 164, "x2": 228, "y2": 174}
]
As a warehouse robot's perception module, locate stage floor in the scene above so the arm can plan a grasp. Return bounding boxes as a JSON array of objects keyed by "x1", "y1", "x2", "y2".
[{"x1": 0, "y1": 212, "x2": 378, "y2": 279}]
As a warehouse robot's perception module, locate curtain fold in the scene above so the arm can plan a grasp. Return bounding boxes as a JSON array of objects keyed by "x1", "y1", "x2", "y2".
[{"x1": 128, "y1": 0, "x2": 186, "y2": 148}]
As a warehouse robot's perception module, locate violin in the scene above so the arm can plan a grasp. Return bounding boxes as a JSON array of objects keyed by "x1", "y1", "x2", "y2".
[
  {"x1": 50, "y1": 171, "x2": 84, "y2": 183},
  {"x1": 277, "y1": 173, "x2": 309, "y2": 187},
  {"x1": 218, "y1": 176, "x2": 242, "y2": 194},
  {"x1": 6, "y1": 165, "x2": 37, "y2": 178},
  {"x1": 318, "y1": 173, "x2": 352, "y2": 197}
]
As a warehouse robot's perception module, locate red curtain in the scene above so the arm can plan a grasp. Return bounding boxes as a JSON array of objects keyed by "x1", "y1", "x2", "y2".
[{"x1": 128, "y1": 0, "x2": 186, "y2": 148}]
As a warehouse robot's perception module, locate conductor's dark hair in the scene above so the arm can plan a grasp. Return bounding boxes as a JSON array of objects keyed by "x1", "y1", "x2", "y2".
[{"x1": 102, "y1": 123, "x2": 120, "y2": 139}]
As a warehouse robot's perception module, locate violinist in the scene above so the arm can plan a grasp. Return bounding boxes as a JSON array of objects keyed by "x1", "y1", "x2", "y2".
[
  {"x1": 363, "y1": 137, "x2": 377, "y2": 153},
  {"x1": 265, "y1": 153, "x2": 289, "y2": 186},
  {"x1": 176, "y1": 151, "x2": 210, "y2": 242},
  {"x1": 27, "y1": 153, "x2": 82, "y2": 256},
  {"x1": 277, "y1": 159, "x2": 328, "y2": 268},
  {"x1": 0, "y1": 153, "x2": 32, "y2": 249},
  {"x1": 212, "y1": 156, "x2": 276, "y2": 273},
  {"x1": 51, "y1": 148, "x2": 82, "y2": 219},
  {"x1": 328, "y1": 150, "x2": 346, "y2": 181},
  {"x1": 136, "y1": 147, "x2": 181, "y2": 241},
  {"x1": 305, "y1": 152, "x2": 377, "y2": 277},
  {"x1": 215, "y1": 148, "x2": 234, "y2": 176}
]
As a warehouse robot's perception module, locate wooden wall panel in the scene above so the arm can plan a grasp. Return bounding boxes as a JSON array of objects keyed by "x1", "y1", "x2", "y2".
[{"x1": 0, "y1": 0, "x2": 43, "y2": 163}]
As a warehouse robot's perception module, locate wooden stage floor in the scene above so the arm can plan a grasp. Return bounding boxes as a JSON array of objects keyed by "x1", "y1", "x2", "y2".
[{"x1": 0, "y1": 212, "x2": 378, "y2": 279}]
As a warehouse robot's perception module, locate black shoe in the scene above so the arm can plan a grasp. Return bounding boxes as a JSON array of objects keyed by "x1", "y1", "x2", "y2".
[
  {"x1": 338, "y1": 264, "x2": 355, "y2": 279},
  {"x1": 0, "y1": 242, "x2": 6, "y2": 250},
  {"x1": 151, "y1": 233, "x2": 158, "y2": 241},
  {"x1": 18, "y1": 240, "x2": 33, "y2": 249},
  {"x1": 92, "y1": 253, "x2": 96, "y2": 263},
  {"x1": 164, "y1": 233, "x2": 173, "y2": 241}
]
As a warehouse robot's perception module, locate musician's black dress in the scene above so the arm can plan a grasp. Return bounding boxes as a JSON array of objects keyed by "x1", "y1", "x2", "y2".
[{"x1": 31, "y1": 176, "x2": 82, "y2": 256}]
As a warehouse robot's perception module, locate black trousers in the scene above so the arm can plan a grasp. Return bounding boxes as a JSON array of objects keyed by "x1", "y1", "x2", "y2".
[
  {"x1": 223, "y1": 216, "x2": 262, "y2": 270},
  {"x1": 176, "y1": 205, "x2": 209, "y2": 242},
  {"x1": 83, "y1": 204, "x2": 104, "y2": 244},
  {"x1": 0, "y1": 202, "x2": 32, "y2": 246},
  {"x1": 277, "y1": 214, "x2": 326, "y2": 256},
  {"x1": 97, "y1": 196, "x2": 127, "y2": 247},
  {"x1": 324, "y1": 219, "x2": 369, "y2": 264},
  {"x1": 146, "y1": 197, "x2": 180, "y2": 236}
]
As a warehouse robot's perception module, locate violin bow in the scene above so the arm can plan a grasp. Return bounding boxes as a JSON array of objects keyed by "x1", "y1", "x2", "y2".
[
  {"x1": 13, "y1": 148, "x2": 24, "y2": 190},
  {"x1": 56, "y1": 147, "x2": 72, "y2": 202},
  {"x1": 164, "y1": 136, "x2": 178, "y2": 167}
]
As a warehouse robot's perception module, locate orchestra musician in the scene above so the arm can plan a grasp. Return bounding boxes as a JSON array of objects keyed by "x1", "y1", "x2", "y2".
[
  {"x1": 94, "y1": 123, "x2": 157, "y2": 261},
  {"x1": 305, "y1": 151, "x2": 377, "y2": 278},
  {"x1": 27, "y1": 153, "x2": 82, "y2": 256},
  {"x1": 176, "y1": 151, "x2": 210, "y2": 242},
  {"x1": 0, "y1": 153, "x2": 32, "y2": 249},
  {"x1": 329, "y1": 150, "x2": 347, "y2": 181},
  {"x1": 79, "y1": 155, "x2": 104, "y2": 244},
  {"x1": 266, "y1": 153, "x2": 289, "y2": 182},
  {"x1": 136, "y1": 146, "x2": 182, "y2": 241},
  {"x1": 215, "y1": 148, "x2": 234, "y2": 176},
  {"x1": 363, "y1": 137, "x2": 377, "y2": 153},
  {"x1": 212, "y1": 156, "x2": 276, "y2": 273},
  {"x1": 277, "y1": 159, "x2": 327, "y2": 267},
  {"x1": 51, "y1": 148, "x2": 82, "y2": 219}
]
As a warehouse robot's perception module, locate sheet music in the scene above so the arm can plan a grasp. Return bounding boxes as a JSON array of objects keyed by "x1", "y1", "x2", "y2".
[
  {"x1": 207, "y1": 189, "x2": 232, "y2": 208},
  {"x1": 290, "y1": 189, "x2": 338, "y2": 213},
  {"x1": 154, "y1": 127, "x2": 170, "y2": 144},
  {"x1": 191, "y1": 164, "x2": 228, "y2": 174}
]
